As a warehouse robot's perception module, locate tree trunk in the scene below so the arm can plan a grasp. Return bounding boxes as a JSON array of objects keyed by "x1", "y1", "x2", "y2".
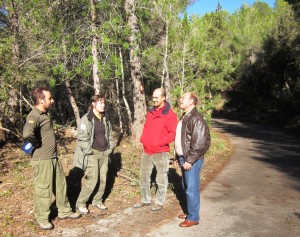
[
  {"x1": 181, "y1": 42, "x2": 186, "y2": 95},
  {"x1": 119, "y1": 46, "x2": 132, "y2": 133},
  {"x1": 125, "y1": 0, "x2": 146, "y2": 146},
  {"x1": 114, "y1": 48, "x2": 124, "y2": 134},
  {"x1": 62, "y1": 35, "x2": 81, "y2": 128},
  {"x1": 115, "y1": 76, "x2": 123, "y2": 134},
  {"x1": 90, "y1": 0, "x2": 100, "y2": 95},
  {"x1": 249, "y1": 50, "x2": 257, "y2": 94},
  {"x1": 65, "y1": 80, "x2": 81, "y2": 128},
  {"x1": 0, "y1": 119, "x2": 6, "y2": 147},
  {"x1": 0, "y1": 80, "x2": 6, "y2": 145},
  {"x1": 162, "y1": 22, "x2": 171, "y2": 102},
  {"x1": 8, "y1": 0, "x2": 20, "y2": 124}
]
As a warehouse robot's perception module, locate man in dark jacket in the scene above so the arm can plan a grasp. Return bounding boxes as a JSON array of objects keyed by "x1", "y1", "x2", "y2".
[
  {"x1": 134, "y1": 88, "x2": 177, "y2": 211},
  {"x1": 175, "y1": 92, "x2": 211, "y2": 227}
]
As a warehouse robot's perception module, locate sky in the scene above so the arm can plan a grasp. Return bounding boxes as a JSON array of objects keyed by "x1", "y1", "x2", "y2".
[{"x1": 186, "y1": 0, "x2": 276, "y2": 16}]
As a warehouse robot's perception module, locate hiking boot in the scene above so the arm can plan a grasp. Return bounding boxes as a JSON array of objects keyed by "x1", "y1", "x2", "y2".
[
  {"x1": 94, "y1": 203, "x2": 108, "y2": 210},
  {"x1": 76, "y1": 206, "x2": 89, "y2": 215},
  {"x1": 151, "y1": 204, "x2": 163, "y2": 211},
  {"x1": 134, "y1": 202, "x2": 151, "y2": 208},
  {"x1": 58, "y1": 211, "x2": 82, "y2": 220},
  {"x1": 38, "y1": 221, "x2": 54, "y2": 230}
]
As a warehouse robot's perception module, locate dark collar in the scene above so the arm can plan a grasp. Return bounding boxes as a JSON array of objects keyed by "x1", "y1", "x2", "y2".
[
  {"x1": 87, "y1": 110, "x2": 106, "y2": 121},
  {"x1": 33, "y1": 107, "x2": 48, "y2": 115},
  {"x1": 182, "y1": 107, "x2": 197, "y2": 122},
  {"x1": 149, "y1": 101, "x2": 171, "y2": 115}
]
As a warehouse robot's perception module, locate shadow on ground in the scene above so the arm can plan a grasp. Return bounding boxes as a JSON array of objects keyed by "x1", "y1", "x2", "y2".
[
  {"x1": 66, "y1": 152, "x2": 123, "y2": 210},
  {"x1": 212, "y1": 118, "x2": 300, "y2": 191}
]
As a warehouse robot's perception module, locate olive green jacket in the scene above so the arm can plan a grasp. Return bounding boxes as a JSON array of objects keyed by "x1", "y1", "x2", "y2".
[
  {"x1": 73, "y1": 110, "x2": 114, "y2": 170},
  {"x1": 23, "y1": 107, "x2": 57, "y2": 160}
]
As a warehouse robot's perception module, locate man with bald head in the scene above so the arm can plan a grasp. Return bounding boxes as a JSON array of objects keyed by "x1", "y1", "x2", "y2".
[{"x1": 134, "y1": 88, "x2": 177, "y2": 211}]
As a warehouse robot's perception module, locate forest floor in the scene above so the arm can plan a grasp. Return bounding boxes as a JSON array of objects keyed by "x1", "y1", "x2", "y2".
[{"x1": 0, "y1": 128, "x2": 232, "y2": 237}]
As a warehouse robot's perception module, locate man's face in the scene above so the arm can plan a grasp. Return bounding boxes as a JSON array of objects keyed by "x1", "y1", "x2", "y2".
[
  {"x1": 41, "y1": 90, "x2": 54, "y2": 111},
  {"x1": 179, "y1": 93, "x2": 193, "y2": 111},
  {"x1": 152, "y1": 89, "x2": 165, "y2": 109},
  {"x1": 94, "y1": 99, "x2": 105, "y2": 113}
]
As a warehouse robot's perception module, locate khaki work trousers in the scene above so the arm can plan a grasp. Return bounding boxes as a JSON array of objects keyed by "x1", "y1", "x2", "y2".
[
  {"x1": 76, "y1": 149, "x2": 109, "y2": 207},
  {"x1": 31, "y1": 158, "x2": 71, "y2": 222},
  {"x1": 139, "y1": 152, "x2": 169, "y2": 206}
]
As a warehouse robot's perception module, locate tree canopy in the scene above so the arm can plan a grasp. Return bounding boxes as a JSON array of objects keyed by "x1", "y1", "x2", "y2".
[{"x1": 0, "y1": 0, "x2": 299, "y2": 145}]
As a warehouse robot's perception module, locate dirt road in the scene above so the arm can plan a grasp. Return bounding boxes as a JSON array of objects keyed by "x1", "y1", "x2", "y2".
[
  {"x1": 146, "y1": 118, "x2": 300, "y2": 237},
  {"x1": 47, "y1": 118, "x2": 300, "y2": 237}
]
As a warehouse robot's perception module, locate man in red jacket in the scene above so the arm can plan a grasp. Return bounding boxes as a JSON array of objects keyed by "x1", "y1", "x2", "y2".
[{"x1": 134, "y1": 88, "x2": 178, "y2": 211}]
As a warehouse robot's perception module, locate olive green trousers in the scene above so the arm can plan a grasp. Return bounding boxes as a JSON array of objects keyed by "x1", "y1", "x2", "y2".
[
  {"x1": 31, "y1": 158, "x2": 72, "y2": 222},
  {"x1": 76, "y1": 149, "x2": 109, "y2": 207}
]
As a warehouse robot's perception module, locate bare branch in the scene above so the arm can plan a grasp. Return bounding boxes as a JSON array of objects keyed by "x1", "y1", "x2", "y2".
[
  {"x1": 18, "y1": 50, "x2": 44, "y2": 69},
  {"x1": 0, "y1": 126, "x2": 22, "y2": 140},
  {"x1": 118, "y1": 173, "x2": 138, "y2": 183},
  {"x1": 7, "y1": 84, "x2": 33, "y2": 108},
  {"x1": 0, "y1": 126, "x2": 10, "y2": 132}
]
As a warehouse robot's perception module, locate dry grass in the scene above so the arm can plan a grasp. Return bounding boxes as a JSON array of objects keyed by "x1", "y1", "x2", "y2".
[{"x1": 0, "y1": 128, "x2": 232, "y2": 237}]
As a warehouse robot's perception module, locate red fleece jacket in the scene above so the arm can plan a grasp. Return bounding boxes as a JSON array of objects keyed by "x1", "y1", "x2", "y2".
[{"x1": 140, "y1": 102, "x2": 178, "y2": 155}]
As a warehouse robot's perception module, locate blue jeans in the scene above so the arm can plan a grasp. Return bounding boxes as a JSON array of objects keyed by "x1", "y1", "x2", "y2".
[{"x1": 181, "y1": 158, "x2": 204, "y2": 222}]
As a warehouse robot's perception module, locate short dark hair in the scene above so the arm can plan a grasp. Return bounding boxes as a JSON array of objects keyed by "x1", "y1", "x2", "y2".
[
  {"x1": 90, "y1": 94, "x2": 105, "y2": 110},
  {"x1": 32, "y1": 87, "x2": 50, "y2": 105},
  {"x1": 189, "y1": 93, "x2": 198, "y2": 105}
]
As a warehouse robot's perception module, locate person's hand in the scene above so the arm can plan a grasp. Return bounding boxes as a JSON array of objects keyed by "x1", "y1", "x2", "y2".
[
  {"x1": 174, "y1": 160, "x2": 179, "y2": 167},
  {"x1": 104, "y1": 149, "x2": 112, "y2": 156},
  {"x1": 183, "y1": 162, "x2": 192, "y2": 170}
]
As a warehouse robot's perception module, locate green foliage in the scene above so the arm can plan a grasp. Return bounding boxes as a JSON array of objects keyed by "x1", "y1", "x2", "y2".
[
  {"x1": 207, "y1": 130, "x2": 229, "y2": 156},
  {"x1": 49, "y1": 78, "x2": 56, "y2": 88},
  {"x1": 168, "y1": 8, "x2": 235, "y2": 114},
  {"x1": 52, "y1": 64, "x2": 65, "y2": 75},
  {"x1": 225, "y1": 0, "x2": 300, "y2": 125},
  {"x1": 1, "y1": 0, "x2": 299, "y2": 136}
]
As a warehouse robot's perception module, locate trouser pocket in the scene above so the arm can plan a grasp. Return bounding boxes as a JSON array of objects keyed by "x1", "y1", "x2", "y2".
[{"x1": 34, "y1": 182, "x2": 50, "y2": 198}]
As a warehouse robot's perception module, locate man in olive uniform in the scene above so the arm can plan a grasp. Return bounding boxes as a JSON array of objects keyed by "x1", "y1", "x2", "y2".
[{"x1": 23, "y1": 87, "x2": 81, "y2": 230}]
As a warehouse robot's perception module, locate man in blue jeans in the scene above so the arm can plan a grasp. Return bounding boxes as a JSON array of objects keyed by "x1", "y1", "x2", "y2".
[{"x1": 175, "y1": 92, "x2": 211, "y2": 227}]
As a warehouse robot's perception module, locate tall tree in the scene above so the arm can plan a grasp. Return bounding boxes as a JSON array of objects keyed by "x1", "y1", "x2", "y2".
[
  {"x1": 90, "y1": 0, "x2": 101, "y2": 94},
  {"x1": 230, "y1": 2, "x2": 274, "y2": 95},
  {"x1": 262, "y1": 0, "x2": 299, "y2": 99},
  {"x1": 153, "y1": 0, "x2": 172, "y2": 101},
  {"x1": 178, "y1": 8, "x2": 235, "y2": 119},
  {"x1": 61, "y1": 34, "x2": 81, "y2": 128},
  {"x1": 125, "y1": 0, "x2": 147, "y2": 146},
  {"x1": 7, "y1": 0, "x2": 20, "y2": 124},
  {"x1": 119, "y1": 46, "x2": 133, "y2": 132}
]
